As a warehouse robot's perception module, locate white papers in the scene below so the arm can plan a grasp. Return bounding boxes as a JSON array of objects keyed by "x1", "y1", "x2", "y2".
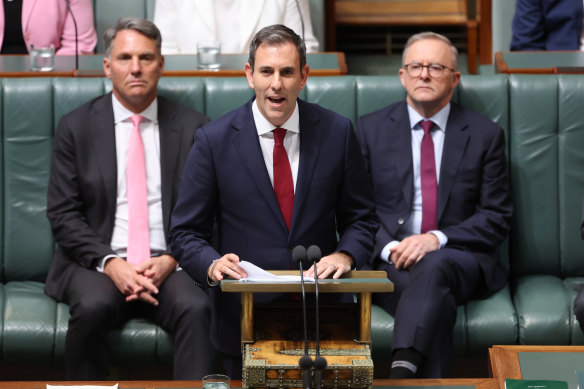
[
  {"x1": 238, "y1": 260, "x2": 314, "y2": 283},
  {"x1": 47, "y1": 385, "x2": 118, "y2": 389}
]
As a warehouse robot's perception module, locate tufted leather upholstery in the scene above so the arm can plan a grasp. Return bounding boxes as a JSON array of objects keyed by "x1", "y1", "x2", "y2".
[{"x1": 1, "y1": 75, "x2": 583, "y2": 377}]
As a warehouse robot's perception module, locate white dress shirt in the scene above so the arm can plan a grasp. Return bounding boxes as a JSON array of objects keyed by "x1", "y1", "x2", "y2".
[
  {"x1": 97, "y1": 95, "x2": 166, "y2": 271},
  {"x1": 252, "y1": 99, "x2": 300, "y2": 190},
  {"x1": 380, "y1": 103, "x2": 450, "y2": 262}
]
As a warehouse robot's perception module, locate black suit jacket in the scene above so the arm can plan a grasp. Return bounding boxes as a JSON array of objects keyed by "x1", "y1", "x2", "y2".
[
  {"x1": 357, "y1": 101, "x2": 513, "y2": 295},
  {"x1": 44, "y1": 93, "x2": 209, "y2": 301}
]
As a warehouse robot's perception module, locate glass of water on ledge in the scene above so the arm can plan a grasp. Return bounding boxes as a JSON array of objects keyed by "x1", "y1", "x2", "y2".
[
  {"x1": 197, "y1": 41, "x2": 221, "y2": 70},
  {"x1": 202, "y1": 373, "x2": 230, "y2": 388},
  {"x1": 29, "y1": 44, "x2": 55, "y2": 72}
]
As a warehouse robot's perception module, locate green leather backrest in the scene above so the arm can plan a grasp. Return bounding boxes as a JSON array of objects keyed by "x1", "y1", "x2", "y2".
[
  {"x1": 509, "y1": 75, "x2": 584, "y2": 278},
  {"x1": 2, "y1": 79, "x2": 54, "y2": 282},
  {"x1": 2, "y1": 74, "x2": 583, "y2": 284},
  {"x1": 557, "y1": 75, "x2": 584, "y2": 276}
]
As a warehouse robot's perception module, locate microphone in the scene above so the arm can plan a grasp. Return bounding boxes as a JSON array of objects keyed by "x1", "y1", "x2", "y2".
[
  {"x1": 292, "y1": 245, "x2": 312, "y2": 389},
  {"x1": 65, "y1": 0, "x2": 79, "y2": 71},
  {"x1": 307, "y1": 245, "x2": 327, "y2": 388}
]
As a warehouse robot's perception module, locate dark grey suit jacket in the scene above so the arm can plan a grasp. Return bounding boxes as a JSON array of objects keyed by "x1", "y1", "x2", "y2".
[{"x1": 44, "y1": 92, "x2": 209, "y2": 301}]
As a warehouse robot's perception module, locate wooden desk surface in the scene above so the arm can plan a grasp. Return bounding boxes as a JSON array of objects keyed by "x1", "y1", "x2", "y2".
[
  {"x1": 0, "y1": 52, "x2": 347, "y2": 78},
  {"x1": 495, "y1": 51, "x2": 584, "y2": 74},
  {"x1": 489, "y1": 345, "x2": 584, "y2": 389},
  {"x1": 0, "y1": 378, "x2": 498, "y2": 389},
  {"x1": 221, "y1": 270, "x2": 393, "y2": 293}
]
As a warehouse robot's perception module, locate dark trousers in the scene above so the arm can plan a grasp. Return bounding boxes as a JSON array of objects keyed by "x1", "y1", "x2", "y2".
[
  {"x1": 64, "y1": 267, "x2": 213, "y2": 380},
  {"x1": 374, "y1": 248, "x2": 482, "y2": 378}
]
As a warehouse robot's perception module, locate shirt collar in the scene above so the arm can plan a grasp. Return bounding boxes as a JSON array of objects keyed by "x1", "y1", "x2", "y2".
[
  {"x1": 252, "y1": 99, "x2": 300, "y2": 136},
  {"x1": 112, "y1": 94, "x2": 158, "y2": 124},
  {"x1": 406, "y1": 102, "x2": 450, "y2": 133}
]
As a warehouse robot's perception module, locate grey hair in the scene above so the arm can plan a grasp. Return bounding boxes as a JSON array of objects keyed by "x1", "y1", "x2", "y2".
[
  {"x1": 248, "y1": 24, "x2": 306, "y2": 72},
  {"x1": 104, "y1": 17, "x2": 162, "y2": 58},
  {"x1": 402, "y1": 32, "x2": 458, "y2": 70}
]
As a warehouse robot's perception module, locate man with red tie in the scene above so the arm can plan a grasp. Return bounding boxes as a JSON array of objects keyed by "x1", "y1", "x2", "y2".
[
  {"x1": 169, "y1": 24, "x2": 378, "y2": 379},
  {"x1": 356, "y1": 32, "x2": 513, "y2": 378},
  {"x1": 44, "y1": 18, "x2": 212, "y2": 380}
]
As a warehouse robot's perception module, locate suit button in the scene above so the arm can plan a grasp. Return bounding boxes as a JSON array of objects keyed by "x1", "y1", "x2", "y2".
[{"x1": 398, "y1": 218, "x2": 405, "y2": 225}]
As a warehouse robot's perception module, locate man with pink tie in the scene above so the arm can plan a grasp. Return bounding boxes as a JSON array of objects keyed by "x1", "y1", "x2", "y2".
[{"x1": 44, "y1": 18, "x2": 212, "y2": 380}]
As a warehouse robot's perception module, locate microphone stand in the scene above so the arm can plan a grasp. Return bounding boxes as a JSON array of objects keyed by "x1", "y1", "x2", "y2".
[
  {"x1": 292, "y1": 245, "x2": 313, "y2": 389},
  {"x1": 307, "y1": 245, "x2": 327, "y2": 389},
  {"x1": 65, "y1": 0, "x2": 79, "y2": 71}
]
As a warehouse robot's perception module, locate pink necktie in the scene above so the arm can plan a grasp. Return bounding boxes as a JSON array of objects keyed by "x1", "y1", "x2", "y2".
[
  {"x1": 273, "y1": 128, "x2": 294, "y2": 230},
  {"x1": 420, "y1": 120, "x2": 438, "y2": 233},
  {"x1": 126, "y1": 114, "x2": 150, "y2": 265}
]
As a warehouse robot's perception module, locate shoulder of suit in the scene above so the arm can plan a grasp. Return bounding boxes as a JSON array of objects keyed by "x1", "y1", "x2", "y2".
[{"x1": 358, "y1": 100, "x2": 405, "y2": 122}]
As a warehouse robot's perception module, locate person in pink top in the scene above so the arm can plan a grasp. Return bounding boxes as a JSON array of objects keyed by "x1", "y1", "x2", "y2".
[{"x1": 0, "y1": 0, "x2": 97, "y2": 54}]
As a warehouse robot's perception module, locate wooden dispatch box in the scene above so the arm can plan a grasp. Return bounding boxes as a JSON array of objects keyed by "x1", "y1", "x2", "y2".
[{"x1": 243, "y1": 304, "x2": 373, "y2": 388}]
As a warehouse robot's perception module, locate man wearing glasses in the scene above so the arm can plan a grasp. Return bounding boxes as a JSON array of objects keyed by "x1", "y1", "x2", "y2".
[{"x1": 356, "y1": 32, "x2": 512, "y2": 378}]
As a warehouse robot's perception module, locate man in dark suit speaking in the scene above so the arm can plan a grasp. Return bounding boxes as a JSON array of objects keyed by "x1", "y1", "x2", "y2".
[
  {"x1": 169, "y1": 24, "x2": 378, "y2": 378},
  {"x1": 356, "y1": 32, "x2": 513, "y2": 378},
  {"x1": 44, "y1": 18, "x2": 212, "y2": 380}
]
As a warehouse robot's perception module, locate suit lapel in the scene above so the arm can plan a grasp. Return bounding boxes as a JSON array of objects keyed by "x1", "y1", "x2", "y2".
[
  {"x1": 290, "y1": 100, "x2": 322, "y2": 232},
  {"x1": 89, "y1": 94, "x2": 117, "y2": 227},
  {"x1": 158, "y1": 97, "x2": 182, "y2": 235},
  {"x1": 438, "y1": 104, "x2": 470, "y2": 222},
  {"x1": 22, "y1": 0, "x2": 38, "y2": 34},
  {"x1": 392, "y1": 103, "x2": 414, "y2": 211},
  {"x1": 231, "y1": 101, "x2": 287, "y2": 230},
  {"x1": 193, "y1": 0, "x2": 217, "y2": 40},
  {"x1": 238, "y1": 0, "x2": 267, "y2": 48}
]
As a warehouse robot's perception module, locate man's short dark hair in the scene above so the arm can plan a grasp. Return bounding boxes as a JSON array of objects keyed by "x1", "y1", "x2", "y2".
[
  {"x1": 104, "y1": 17, "x2": 162, "y2": 58},
  {"x1": 248, "y1": 24, "x2": 306, "y2": 72}
]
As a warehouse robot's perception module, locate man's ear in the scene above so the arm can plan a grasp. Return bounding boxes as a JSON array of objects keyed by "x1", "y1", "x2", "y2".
[
  {"x1": 244, "y1": 62, "x2": 255, "y2": 89},
  {"x1": 103, "y1": 57, "x2": 111, "y2": 79}
]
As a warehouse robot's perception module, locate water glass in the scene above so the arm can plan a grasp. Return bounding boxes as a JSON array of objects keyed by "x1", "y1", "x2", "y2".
[
  {"x1": 197, "y1": 41, "x2": 221, "y2": 70},
  {"x1": 29, "y1": 45, "x2": 55, "y2": 72},
  {"x1": 202, "y1": 373, "x2": 230, "y2": 388}
]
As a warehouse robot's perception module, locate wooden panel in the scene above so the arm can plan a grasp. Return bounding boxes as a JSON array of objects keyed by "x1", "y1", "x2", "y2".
[
  {"x1": 489, "y1": 345, "x2": 584, "y2": 389},
  {"x1": 336, "y1": 0, "x2": 468, "y2": 25}
]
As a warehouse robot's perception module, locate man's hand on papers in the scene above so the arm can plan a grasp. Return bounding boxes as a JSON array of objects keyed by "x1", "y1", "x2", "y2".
[
  {"x1": 304, "y1": 251, "x2": 354, "y2": 279},
  {"x1": 208, "y1": 253, "x2": 247, "y2": 283}
]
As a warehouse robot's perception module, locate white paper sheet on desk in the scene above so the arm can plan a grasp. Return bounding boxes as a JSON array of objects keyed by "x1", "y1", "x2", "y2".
[
  {"x1": 47, "y1": 385, "x2": 117, "y2": 389},
  {"x1": 238, "y1": 260, "x2": 315, "y2": 282}
]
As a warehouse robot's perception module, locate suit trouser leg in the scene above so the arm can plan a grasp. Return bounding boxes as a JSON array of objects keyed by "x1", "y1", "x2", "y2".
[
  {"x1": 150, "y1": 271, "x2": 213, "y2": 380},
  {"x1": 375, "y1": 248, "x2": 482, "y2": 378},
  {"x1": 64, "y1": 266, "x2": 128, "y2": 380}
]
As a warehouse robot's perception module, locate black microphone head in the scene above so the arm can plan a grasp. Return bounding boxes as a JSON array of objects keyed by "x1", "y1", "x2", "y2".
[
  {"x1": 292, "y1": 245, "x2": 307, "y2": 263},
  {"x1": 307, "y1": 245, "x2": 322, "y2": 263},
  {"x1": 313, "y1": 356, "x2": 327, "y2": 370},
  {"x1": 299, "y1": 355, "x2": 314, "y2": 369}
]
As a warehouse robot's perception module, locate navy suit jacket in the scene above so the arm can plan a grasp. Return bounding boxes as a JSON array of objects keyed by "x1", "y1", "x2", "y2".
[
  {"x1": 170, "y1": 98, "x2": 378, "y2": 355},
  {"x1": 511, "y1": 0, "x2": 583, "y2": 50},
  {"x1": 44, "y1": 93, "x2": 209, "y2": 301},
  {"x1": 356, "y1": 101, "x2": 512, "y2": 296}
]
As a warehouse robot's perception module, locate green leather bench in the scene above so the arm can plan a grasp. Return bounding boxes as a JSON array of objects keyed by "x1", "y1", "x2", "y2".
[{"x1": 1, "y1": 75, "x2": 583, "y2": 378}]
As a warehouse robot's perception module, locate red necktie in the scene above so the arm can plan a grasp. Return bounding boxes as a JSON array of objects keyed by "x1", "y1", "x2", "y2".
[
  {"x1": 126, "y1": 114, "x2": 150, "y2": 265},
  {"x1": 420, "y1": 120, "x2": 438, "y2": 233},
  {"x1": 273, "y1": 128, "x2": 294, "y2": 230}
]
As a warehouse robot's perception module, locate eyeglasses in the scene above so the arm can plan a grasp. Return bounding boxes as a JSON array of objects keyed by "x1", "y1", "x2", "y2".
[{"x1": 403, "y1": 62, "x2": 456, "y2": 78}]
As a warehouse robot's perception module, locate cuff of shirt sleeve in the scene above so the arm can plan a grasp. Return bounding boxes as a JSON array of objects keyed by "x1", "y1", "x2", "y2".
[
  {"x1": 428, "y1": 230, "x2": 448, "y2": 248},
  {"x1": 380, "y1": 240, "x2": 400, "y2": 263},
  {"x1": 96, "y1": 255, "x2": 117, "y2": 272}
]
